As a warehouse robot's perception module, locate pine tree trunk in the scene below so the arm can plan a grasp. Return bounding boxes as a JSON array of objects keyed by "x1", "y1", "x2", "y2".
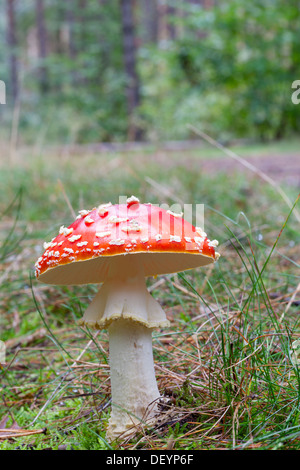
[
  {"x1": 141, "y1": 0, "x2": 158, "y2": 44},
  {"x1": 6, "y1": 0, "x2": 18, "y2": 102},
  {"x1": 36, "y1": 0, "x2": 49, "y2": 93},
  {"x1": 120, "y1": 0, "x2": 143, "y2": 141},
  {"x1": 166, "y1": 5, "x2": 176, "y2": 40},
  {"x1": 66, "y1": 0, "x2": 77, "y2": 60}
]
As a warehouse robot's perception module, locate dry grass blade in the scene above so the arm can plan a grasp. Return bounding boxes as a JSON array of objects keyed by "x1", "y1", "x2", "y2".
[
  {"x1": 57, "y1": 179, "x2": 76, "y2": 219},
  {"x1": 279, "y1": 281, "x2": 300, "y2": 323},
  {"x1": 71, "y1": 331, "x2": 100, "y2": 367}
]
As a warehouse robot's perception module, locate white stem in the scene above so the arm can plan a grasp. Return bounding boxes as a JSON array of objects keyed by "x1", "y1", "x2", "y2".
[
  {"x1": 78, "y1": 256, "x2": 169, "y2": 440},
  {"x1": 106, "y1": 318, "x2": 160, "y2": 441}
]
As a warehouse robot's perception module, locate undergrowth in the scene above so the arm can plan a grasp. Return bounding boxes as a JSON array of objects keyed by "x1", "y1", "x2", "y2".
[{"x1": 0, "y1": 143, "x2": 299, "y2": 450}]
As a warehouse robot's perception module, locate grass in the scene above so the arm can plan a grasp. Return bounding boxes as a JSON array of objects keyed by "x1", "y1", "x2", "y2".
[{"x1": 0, "y1": 139, "x2": 299, "y2": 450}]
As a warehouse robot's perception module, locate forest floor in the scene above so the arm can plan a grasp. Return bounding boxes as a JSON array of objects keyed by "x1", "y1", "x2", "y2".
[
  {"x1": 0, "y1": 137, "x2": 299, "y2": 451},
  {"x1": 199, "y1": 152, "x2": 300, "y2": 187},
  {"x1": 55, "y1": 138, "x2": 300, "y2": 187}
]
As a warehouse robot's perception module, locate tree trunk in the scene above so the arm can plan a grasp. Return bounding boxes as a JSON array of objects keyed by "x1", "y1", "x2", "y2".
[
  {"x1": 141, "y1": 0, "x2": 158, "y2": 44},
  {"x1": 6, "y1": 0, "x2": 18, "y2": 102},
  {"x1": 120, "y1": 0, "x2": 143, "y2": 141},
  {"x1": 166, "y1": 4, "x2": 176, "y2": 40},
  {"x1": 65, "y1": 0, "x2": 77, "y2": 60},
  {"x1": 35, "y1": 0, "x2": 49, "y2": 93}
]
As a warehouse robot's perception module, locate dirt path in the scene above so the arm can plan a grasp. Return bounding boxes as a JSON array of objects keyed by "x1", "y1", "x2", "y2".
[
  {"x1": 198, "y1": 152, "x2": 300, "y2": 188},
  {"x1": 5, "y1": 139, "x2": 299, "y2": 188}
]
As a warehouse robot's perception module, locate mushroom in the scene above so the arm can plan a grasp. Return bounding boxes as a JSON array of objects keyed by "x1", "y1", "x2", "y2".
[{"x1": 35, "y1": 197, "x2": 220, "y2": 441}]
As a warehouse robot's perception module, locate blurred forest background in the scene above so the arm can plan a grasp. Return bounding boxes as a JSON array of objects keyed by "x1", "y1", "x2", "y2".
[
  {"x1": 1, "y1": 0, "x2": 300, "y2": 450},
  {"x1": 1, "y1": 0, "x2": 300, "y2": 146}
]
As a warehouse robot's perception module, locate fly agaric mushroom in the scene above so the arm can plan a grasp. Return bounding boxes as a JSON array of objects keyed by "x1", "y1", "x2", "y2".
[{"x1": 35, "y1": 197, "x2": 220, "y2": 440}]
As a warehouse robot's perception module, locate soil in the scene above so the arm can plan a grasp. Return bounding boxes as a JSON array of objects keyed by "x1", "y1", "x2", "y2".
[
  {"x1": 60, "y1": 139, "x2": 300, "y2": 188},
  {"x1": 199, "y1": 152, "x2": 300, "y2": 188}
]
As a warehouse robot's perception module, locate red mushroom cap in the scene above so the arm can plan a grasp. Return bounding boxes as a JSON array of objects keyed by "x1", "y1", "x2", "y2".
[{"x1": 35, "y1": 199, "x2": 219, "y2": 285}]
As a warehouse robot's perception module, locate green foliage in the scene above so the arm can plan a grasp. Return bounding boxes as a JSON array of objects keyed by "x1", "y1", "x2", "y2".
[
  {"x1": 71, "y1": 424, "x2": 112, "y2": 450},
  {"x1": 140, "y1": 0, "x2": 300, "y2": 142},
  {"x1": 1, "y1": 0, "x2": 128, "y2": 144},
  {"x1": 1, "y1": 0, "x2": 299, "y2": 143}
]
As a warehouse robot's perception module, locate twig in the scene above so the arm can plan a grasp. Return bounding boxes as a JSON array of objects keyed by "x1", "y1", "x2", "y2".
[
  {"x1": 5, "y1": 328, "x2": 47, "y2": 349},
  {"x1": 0, "y1": 428, "x2": 46, "y2": 439},
  {"x1": 171, "y1": 280, "x2": 199, "y2": 300}
]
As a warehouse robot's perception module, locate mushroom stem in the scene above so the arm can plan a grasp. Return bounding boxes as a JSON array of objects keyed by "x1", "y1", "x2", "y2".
[
  {"x1": 79, "y1": 257, "x2": 169, "y2": 329},
  {"x1": 78, "y1": 257, "x2": 169, "y2": 440},
  {"x1": 107, "y1": 318, "x2": 160, "y2": 441}
]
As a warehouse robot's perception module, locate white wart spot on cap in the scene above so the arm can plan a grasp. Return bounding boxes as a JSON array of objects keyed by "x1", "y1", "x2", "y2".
[
  {"x1": 35, "y1": 256, "x2": 43, "y2": 267},
  {"x1": 127, "y1": 195, "x2": 140, "y2": 205},
  {"x1": 167, "y1": 210, "x2": 183, "y2": 218},
  {"x1": 77, "y1": 241, "x2": 88, "y2": 247},
  {"x1": 196, "y1": 227, "x2": 207, "y2": 238},
  {"x1": 122, "y1": 219, "x2": 142, "y2": 233},
  {"x1": 109, "y1": 216, "x2": 129, "y2": 224},
  {"x1": 194, "y1": 236, "x2": 204, "y2": 245},
  {"x1": 63, "y1": 247, "x2": 74, "y2": 254},
  {"x1": 59, "y1": 226, "x2": 74, "y2": 236},
  {"x1": 95, "y1": 231, "x2": 111, "y2": 238},
  {"x1": 109, "y1": 239, "x2": 125, "y2": 246},
  {"x1": 78, "y1": 210, "x2": 90, "y2": 218},
  {"x1": 170, "y1": 235, "x2": 181, "y2": 242},
  {"x1": 84, "y1": 216, "x2": 95, "y2": 225},
  {"x1": 68, "y1": 234, "x2": 82, "y2": 243},
  {"x1": 98, "y1": 202, "x2": 112, "y2": 216}
]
